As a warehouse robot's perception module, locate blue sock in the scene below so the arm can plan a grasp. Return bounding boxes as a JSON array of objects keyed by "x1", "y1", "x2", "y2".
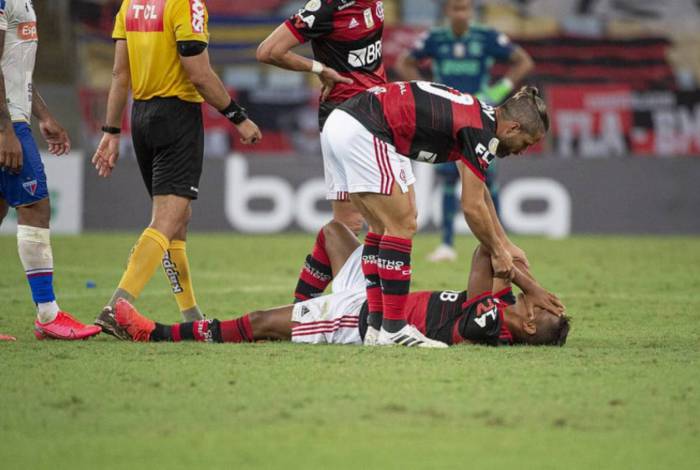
[{"x1": 26, "y1": 269, "x2": 56, "y2": 304}]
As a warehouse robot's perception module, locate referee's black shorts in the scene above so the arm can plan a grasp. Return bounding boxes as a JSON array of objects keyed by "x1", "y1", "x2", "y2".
[{"x1": 131, "y1": 97, "x2": 204, "y2": 200}]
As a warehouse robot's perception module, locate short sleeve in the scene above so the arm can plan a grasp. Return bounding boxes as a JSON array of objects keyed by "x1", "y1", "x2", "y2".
[
  {"x1": 486, "y1": 29, "x2": 515, "y2": 61},
  {"x1": 458, "y1": 99, "x2": 499, "y2": 181},
  {"x1": 409, "y1": 30, "x2": 435, "y2": 60},
  {"x1": 111, "y1": 1, "x2": 126, "y2": 40},
  {"x1": 0, "y1": 1, "x2": 8, "y2": 32},
  {"x1": 171, "y1": 0, "x2": 209, "y2": 43},
  {"x1": 284, "y1": 0, "x2": 335, "y2": 43}
]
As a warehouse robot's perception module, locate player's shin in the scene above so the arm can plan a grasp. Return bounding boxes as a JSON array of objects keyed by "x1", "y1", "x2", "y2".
[
  {"x1": 362, "y1": 232, "x2": 383, "y2": 330},
  {"x1": 17, "y1": 225, "x2": 59, "y2": 323},
  {"x1": 378, "y1": 235, "x2": 412, "y2": 333},
  {"x1": 150, "y1": 315, "x2": 253, "y2": 343},
  {"x1": 163, "y1": 240, "x2": 203, "y2": 321},
  {"x1": 109, "y1": 227, "x2": 170, "y2": 307},
  {"x1": 293, "y1": 228, "x2": 333, "y2": 302}
]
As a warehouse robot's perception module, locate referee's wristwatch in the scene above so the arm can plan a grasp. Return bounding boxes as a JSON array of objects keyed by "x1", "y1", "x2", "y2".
[
  {"x1": 101, "y1": 125, "x2": 121, "y2": 135},
  {"x1": 220, "y1": 100, "x2": 249, "y2": 125}
]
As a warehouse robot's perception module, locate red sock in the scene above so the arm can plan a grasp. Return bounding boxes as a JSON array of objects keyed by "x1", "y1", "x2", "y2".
[
  {"x1": 362, "y1": 232, "x2": 383, "y2": 328},
  {"x1": 378, "y1": 235, "x2": 412, "y2": 321},
  {"x1": 293, "y1": 228, "x2": 333, "y2": 302},
  {"x1": 219, "y1": 315, "x2": 254, "y2": 343}
]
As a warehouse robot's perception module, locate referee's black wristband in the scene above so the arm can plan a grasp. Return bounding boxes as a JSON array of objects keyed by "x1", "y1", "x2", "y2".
[
  {"x1": 220, "y1": 99, "x2": 248, "y2": 125},
  {"x1": 101, "y1": 125, "x2": 121, "y2": 134}
]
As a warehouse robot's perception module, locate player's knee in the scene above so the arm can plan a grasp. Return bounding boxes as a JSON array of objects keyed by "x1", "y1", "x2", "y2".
[
  {"x1": 332, "y1": 206, "x2": 364, "y2": 235},
  {"x1": 16, "y1": 199, "x2": 51, "y2": 228},
  {"x1": 385, "y1": 216, "x2": 417, "y2": 239},
  {"x1": 322, "y1": 220, "x2": 353, "y2": 242}
]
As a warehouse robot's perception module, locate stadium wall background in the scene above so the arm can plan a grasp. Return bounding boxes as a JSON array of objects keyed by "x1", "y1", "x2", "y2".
[{"x1": 4, "y1": 154, "x2": 695, "y2": 236}]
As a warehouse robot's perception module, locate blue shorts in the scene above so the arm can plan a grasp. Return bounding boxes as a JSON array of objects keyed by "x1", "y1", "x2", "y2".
[{"x1": 0, "y1": 122, "x2": 49, "y2": 208}]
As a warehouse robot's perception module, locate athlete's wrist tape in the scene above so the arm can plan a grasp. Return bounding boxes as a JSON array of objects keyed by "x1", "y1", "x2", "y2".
[
  {"x1": 310, "y1": 60, "x2": 324, "y2": 75},
  {"x1": 220, "y1": 99, "x2": 248, "y2": 125},
  {"x1": 101, "y1": 125, "x2": 121, "y2": 135}
]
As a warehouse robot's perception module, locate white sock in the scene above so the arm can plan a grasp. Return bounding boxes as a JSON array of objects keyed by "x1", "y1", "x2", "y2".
[
  {"x1": 37, "y1": 301, "x2": 60, "y2": 324},
  {"x1": 17, "y1": 225, "x2": 60, "y2": 323}
]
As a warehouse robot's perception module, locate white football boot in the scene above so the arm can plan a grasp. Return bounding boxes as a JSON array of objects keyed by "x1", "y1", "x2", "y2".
[
  {"x1": 363, "y1": 325, "x2": 380, "y2": 346},
  {"x1": 377, "y1": 324, "x2": 448, "y2": 348},
  {"x1": 427, "y1": 244, "x2": 458, "y2": 263}
]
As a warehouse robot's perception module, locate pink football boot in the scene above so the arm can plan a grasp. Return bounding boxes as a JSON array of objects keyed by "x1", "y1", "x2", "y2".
[{"x1": 34, "y1": 311, "x2": 102, "y2": 340}]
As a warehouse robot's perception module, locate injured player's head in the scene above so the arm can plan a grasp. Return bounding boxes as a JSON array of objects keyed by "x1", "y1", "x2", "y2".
[{"x1": 503, "y1": 293, "x2": 570, "y2": 346}]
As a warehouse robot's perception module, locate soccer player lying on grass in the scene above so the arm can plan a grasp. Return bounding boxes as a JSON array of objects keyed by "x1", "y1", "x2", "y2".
[{"x1": 110, "y1": 222, "x2": 568, "y2": 347}]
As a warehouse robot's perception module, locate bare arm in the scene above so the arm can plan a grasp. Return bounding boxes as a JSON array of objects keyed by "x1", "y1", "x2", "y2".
[
  {"x1": 32, "y1": 87, "x2": 71, "y2": 156},
  {"x1": 92, "y1": 39, "x2": 130, "y2": 177},
  {"x1": 0, "y1": 30, "x2": 22, "y2": 172},
  {"x1": 256, "y1": 24, "x2": 352, "y2": 101},
  {"x1": 483, "y1": 188, "x2": 530, "y2": 269},
  {"x1": 179, "y1": 49, "x2": 261, "y2": 144},
  {"x1": 104, "y1": 39, "x2": 130, "y2": 128},
  {"x1": 457, "y1": 161, "x2": 513, "y2": 279},
  {"x1": 394, "y1": 51, "x2": 423, "y2": 81},
  {"x1": 504, "y1": 46, "x2": 534, "y2": 86},
  {"x1": 179, "y1": 49, "x2": 231, "y2": 111}
]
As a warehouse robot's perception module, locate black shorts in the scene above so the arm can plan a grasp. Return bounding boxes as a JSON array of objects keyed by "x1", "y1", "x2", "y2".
[{"x1": 131, "y1": 97, "x2": 204, "y2": 199}]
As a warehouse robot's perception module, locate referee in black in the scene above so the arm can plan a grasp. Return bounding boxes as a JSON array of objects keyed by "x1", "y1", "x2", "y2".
[{"x1": 92, "y1": 0, "x2": 261, "y2": 336}]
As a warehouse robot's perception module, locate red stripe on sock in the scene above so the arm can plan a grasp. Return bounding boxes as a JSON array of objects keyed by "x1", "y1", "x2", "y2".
[
  {"x1": 170, "y1": 323, "x2": 181, "y2": 342},
  {"x1": 365, "y1": 232, "x2": 382, "y2": 246},
  {"x1": 311, "y1": 228, "x2": 330, "y2": 266},
  {"x1": 220, "y1": 315, "x2": 254, "y2": 343},
  {"x1": 382, "y1": 293, "x2": 409, "y2": 321}
]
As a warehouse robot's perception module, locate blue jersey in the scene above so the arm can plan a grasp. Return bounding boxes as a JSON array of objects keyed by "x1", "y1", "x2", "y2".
[{"x1": 409, "y1": 23, "x2": 514, "y2": 94}]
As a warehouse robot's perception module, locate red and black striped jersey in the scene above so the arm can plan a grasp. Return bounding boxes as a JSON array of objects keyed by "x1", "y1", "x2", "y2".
[
  {"x1": 404, "y1": 289, "x2": 513, "y2": 346},
  {"x1": 338, "y1": 80, "x2": 500, "y2": 181},
  {"x1": 358, "y1": 288, "x2": 514, "y2": 346},
  {"x1": 285, "y1": 0, "x2": 387, "y2": 107}
]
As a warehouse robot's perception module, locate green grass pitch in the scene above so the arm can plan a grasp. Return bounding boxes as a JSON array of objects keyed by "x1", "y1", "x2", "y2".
[{"x1": 1, "y1": 233, "x2": 699, "y2": 469}]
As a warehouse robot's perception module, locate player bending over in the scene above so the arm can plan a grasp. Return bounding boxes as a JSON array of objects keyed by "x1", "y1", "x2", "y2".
[{"x1": 109, "y1": 222, "x2": 568, "y2": 347}]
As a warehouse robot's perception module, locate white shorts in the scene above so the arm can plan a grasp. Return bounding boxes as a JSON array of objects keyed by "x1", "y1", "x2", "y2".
[
  {"x1": 321, "y1": 110, "x2": 415, "y2": 201},
  {"x1": 291, "y1": 246, "x2": 366, "y2": 345}
]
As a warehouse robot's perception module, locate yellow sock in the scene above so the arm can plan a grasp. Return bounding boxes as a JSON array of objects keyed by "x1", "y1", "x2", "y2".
[
  {"x1": 163, "y1": 240, "x2": 202, "y2": 320},
  {"x1": 117, "y1": 228, "x2": 170, "y2": 299}
]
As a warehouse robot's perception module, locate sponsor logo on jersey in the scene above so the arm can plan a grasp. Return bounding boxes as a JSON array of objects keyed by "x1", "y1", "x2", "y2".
[
  {"x1": 162, "y1": 253, "x2": 184, "y2": 294},
  {"x1": 304, "y1": 0, "x2": 321, "y2": 12},
  {"x1": 497, "y1": 33, "x2": 511, "y2": 47},
  {"x1": 347, "y1": 39, "x2": 382, "y2": 67},
  {"x1": 376, "y1": 2, "x2": 384, "y2": 21},
  {"x1": 18, "y1": 21, "x2": 38, "y2": 40},
  {"x1": 488, "y1": 138, "x2": 500, "y2": 156},
  {"x1": 453, "y1": 42, "x2": 466, "y2": 58},
  {"x1": 294, "y1": 9, "x2": 316, "y2": 29},
  {"x1": 126, "y1": 0, "x2": 165, "y2": 32},
  {"x1": 363, "y1": 7, "x2": 374, "y2": 28},
  {"x1": 348, "y1": 17, "x2": 359, "y2": 29},
  {"x1": 190, "y1": 0, "x2": 205, "y2": 33},
  {"x1": 300, "y1": 305, "x2": 310, "y2": 316},
  {"x1": 22, "y1": 179, "x2": 38, "y2": 196}
]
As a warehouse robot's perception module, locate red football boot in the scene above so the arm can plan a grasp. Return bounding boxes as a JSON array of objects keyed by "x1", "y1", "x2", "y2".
[
  {"x1": 34, "y1": 311, "x2": 102, "y2": 340},
  {"x1": 0, "y1": 334, "x2": 16, "y2": 341},
  {"x1": 114, "y1": 299, "x2": 155, "y2": 342}
]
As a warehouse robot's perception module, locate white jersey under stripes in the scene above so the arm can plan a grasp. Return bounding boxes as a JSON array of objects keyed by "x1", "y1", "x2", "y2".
[
  {"x1": 0, "y1": 0, "x2": 38, "y2": 123},
  {"x1": 320, "y1": 109, "x2": 416, "y2": 200}
]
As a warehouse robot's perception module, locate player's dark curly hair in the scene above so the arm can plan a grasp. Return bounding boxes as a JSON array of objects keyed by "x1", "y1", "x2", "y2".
[
  {"x1": 500, "y1": 86, "x2": 550, "y2": 136},
  {"x1": 532, "y1": 315, "x2": 571, "y2": 347}
]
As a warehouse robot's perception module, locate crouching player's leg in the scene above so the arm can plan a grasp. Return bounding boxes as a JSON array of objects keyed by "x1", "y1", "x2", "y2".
[{"x1": 0, "y1": 123, "x2": 100, "y2": 340}]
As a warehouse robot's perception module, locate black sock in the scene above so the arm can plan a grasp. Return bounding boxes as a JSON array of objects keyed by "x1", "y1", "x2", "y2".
[{"x1": 368, "y1": 312, "x2": 383, "y2": 330}]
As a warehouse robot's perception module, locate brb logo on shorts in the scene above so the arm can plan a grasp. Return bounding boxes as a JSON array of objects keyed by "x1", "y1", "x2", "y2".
[
  {"x1": 189, "y1": 0, "x2": 205, "y2": 33},
  {"x1": 126, "y1": 0, "x2": 165, "y2": 32},
  {"x1": 348, "y1": 40, "x2": 382, "y2": 68}
]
